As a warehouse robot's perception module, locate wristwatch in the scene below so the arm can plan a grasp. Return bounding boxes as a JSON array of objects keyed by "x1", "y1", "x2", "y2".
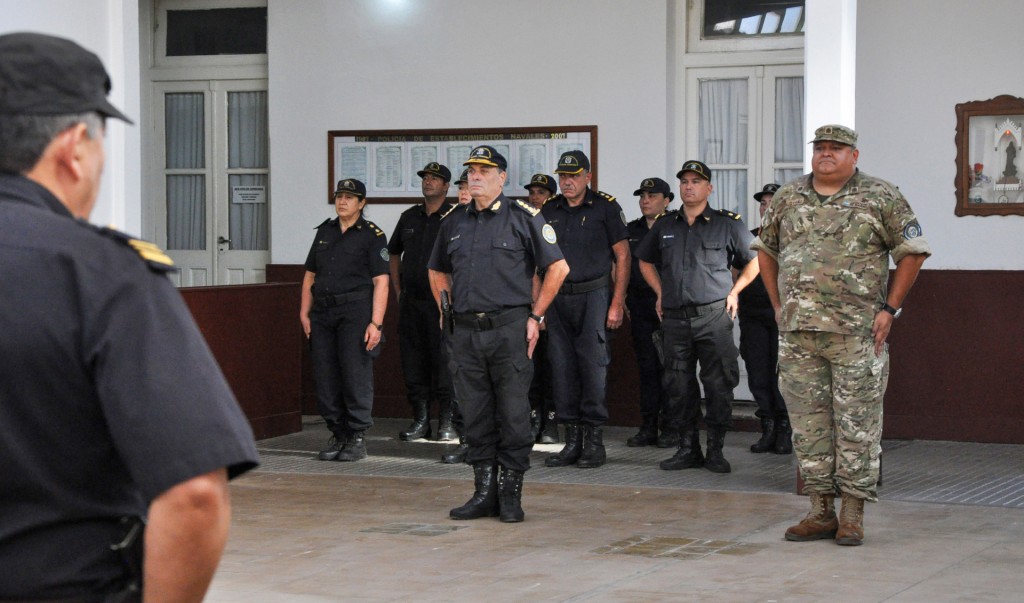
[
  {"x1": 528, "y1": 312, "x2": 544, "y2": 324},
  {"x1": 370, "y1": 321, "x2": 383, "y2": 331},
  {"x1": 881, "y1": 303, "x2": 902, "y2": 319}
]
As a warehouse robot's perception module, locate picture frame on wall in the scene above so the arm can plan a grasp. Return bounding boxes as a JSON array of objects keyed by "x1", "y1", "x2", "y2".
[{"x1": 954, "y1": 95, "x2": 1024, "y2": 216}]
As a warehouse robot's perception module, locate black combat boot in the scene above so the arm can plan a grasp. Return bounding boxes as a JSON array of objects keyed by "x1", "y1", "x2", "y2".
[
  {"x1": 317, "y1": 433, "x2": 347, "y2": 461},
  {"x1": 659, "y1": 427, "x2": 704, "y2": 470},
  {"x1": 529, "y1": 409, "x2": 542, "y2": 442},
  {"x1": 656, "y1": 429, "x2": 680, "y2": 448},
  {"x1": 544, "y1": 423, "x2": 581, "y2": 467},
  {"x1": 334, "y1": 430, "x2": 367, "y2": 462},
  {"x1": 436, "y1": 400, "x2": 457, "y2": 442},
  {"x1": 539, "y1": 410, "x2": 560, "y2": 444},
  {"x1": 399, "y1": 400, "x2": 431, "y2": 441},
  {"x1": 704, "y1": 428, "x2": 732, "y2": 473},
  {"x1": 440, "y1": 437, "x2": 469, "y2": 464},
  {"x1": 497, "y1": 465, "x2": 525, "y2": 523},
  {"x1": 627, "y1": 416, "x2": 658, "y2": 447},
  {"x1": 576, "y1": 425, "x2": 607, "y2": 468},
  {"x1": 773, "y1": 416, "x2": 793, "y2": 455},
  {"x1": 750, "y1": 416, "x2": 777, "y2": 453},
  {"x1": 449, "y1": 461, "x2": 499, "y2": 520}
]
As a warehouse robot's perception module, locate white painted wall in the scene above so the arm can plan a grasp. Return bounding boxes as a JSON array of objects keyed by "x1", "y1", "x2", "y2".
[
  {"x1": 267, "y1": 0, "x2": 670, "y2": 264},
  {"x1": 0, "y1": 0, "x2": 142, "y2": 234},
  {"x1": 856, "y1": 0, "x2": 1024, "y2": 269}
]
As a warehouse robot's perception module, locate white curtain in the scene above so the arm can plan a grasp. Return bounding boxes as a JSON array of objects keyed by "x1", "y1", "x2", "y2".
[
  {"x1": 699, "y1": 78, "x2": 748, "y2": 216},
  {"x1": 775, "y1": 76, "x2": 804, "y2": 166},
  {"x1": 228, "y1": 91, "x2": 269, "y2": 251},
  {"x1": 165, "y1": 93, "x2": 204, "y2": 250}
]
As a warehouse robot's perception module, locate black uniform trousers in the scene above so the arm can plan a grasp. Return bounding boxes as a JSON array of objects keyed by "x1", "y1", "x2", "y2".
[
  {"x1": 626, "y1": 294, "x2": 668, "y2": 424},
  {"x1": 662, "y1": 303, "x2": 739, "y2": 433},
  {"x1": 398, "y1": 293, "x2": 453, "y2": 408},
  {"x1": 739, "y1": 309, "x2": 788, "y2": 419},
  {"x1": 449, "y1": 309, "x2": 534, "y2": 471},
  {"x1": 546, "y1": 287, "x2": 611, "y2": 427},
  {"x1": 310, "y1": 298, "x2": 377, "y2": 437}
]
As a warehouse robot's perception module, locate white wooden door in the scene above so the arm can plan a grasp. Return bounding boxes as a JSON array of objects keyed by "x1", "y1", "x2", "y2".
[{"x1": 153, "y1": 79, "x2": 270, "y2": 286}]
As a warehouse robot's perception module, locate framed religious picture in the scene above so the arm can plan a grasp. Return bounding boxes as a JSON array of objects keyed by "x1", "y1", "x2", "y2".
[{"x1": 954, "y1": 95, "x2": 1024, "y2": 216}]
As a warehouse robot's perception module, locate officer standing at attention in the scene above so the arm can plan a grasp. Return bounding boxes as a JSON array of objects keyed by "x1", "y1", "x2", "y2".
[
  {"x1": 300, "y1": 178, "x2": 390, "y2": 462},
  {"x1": 754, "y1": 125, "x2": 930, "y2": 545},
  {"x1": 389, "y1": 162, "x2": 458, "y2": 442},
  {"x1": 636, "y1": 160, "x2": 760, "y2": 474},
  {"x1": 624, "y1": 177, "x2": 698, "y2": 449},
  {"x1": 0, "y1": 32, "x2": 259, "y2": 601},
  {"x1": 542, "y1": 150, "x2": 630, "y2": 469},
  {"x1": 740, "y1": 183, "x2": 792, "y2": 455},
  {"x1": 428, "y1": 145, "x2": 569, "y2": 523},
  {"x1": 524, "y1": 173, "x2": 560, "y2": 444}
]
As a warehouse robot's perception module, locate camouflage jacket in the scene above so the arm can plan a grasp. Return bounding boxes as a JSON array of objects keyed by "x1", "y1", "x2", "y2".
[{"x1": 751, "y1": 170, "x2": 931, "y2": 335}]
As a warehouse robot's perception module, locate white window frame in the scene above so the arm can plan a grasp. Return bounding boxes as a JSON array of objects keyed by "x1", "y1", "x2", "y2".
[
  {"x1": 153, "y1": 0, "x2": 268, "y2": 69},
  {"x1": 687, "y1": 0, "x2": 805, "y2": 54}
]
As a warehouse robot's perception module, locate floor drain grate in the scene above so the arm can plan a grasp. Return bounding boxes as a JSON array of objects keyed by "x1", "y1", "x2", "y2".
[
  {"x1": 592, "y1": 535, "x2": 767, "y2": 559},
  {"x1": 360, "y1": 523, "x2": 467, "y2": 536}
]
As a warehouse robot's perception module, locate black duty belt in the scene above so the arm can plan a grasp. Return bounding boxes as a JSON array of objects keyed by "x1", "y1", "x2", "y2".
[
  {"x1": 559, "y1": 275, "x2": 609, "y2": 295},
  {"x1": 662, "y1": 299, "x2": 726, "y2": 320},
  {"x1": 453, "y1": 306, "x2": 529, "y2": 331},
  {"x1": 314, "y1": 289, "x2": 372, "y2": 309}
]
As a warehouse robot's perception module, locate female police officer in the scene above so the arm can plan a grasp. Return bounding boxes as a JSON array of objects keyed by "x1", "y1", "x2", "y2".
[{"x1": 300, "y1": 178, "x2": 389, "y2": 462}]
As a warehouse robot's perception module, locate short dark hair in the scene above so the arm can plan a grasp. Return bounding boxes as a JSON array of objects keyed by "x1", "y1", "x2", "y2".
[{"x1": 0, "y1": 111, "x2": 103, "y2": 173}]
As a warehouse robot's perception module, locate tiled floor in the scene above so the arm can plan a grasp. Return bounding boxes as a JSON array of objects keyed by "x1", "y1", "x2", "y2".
[{"x1": 207, "y1": 419, "x2": 1024, "y2": 602}]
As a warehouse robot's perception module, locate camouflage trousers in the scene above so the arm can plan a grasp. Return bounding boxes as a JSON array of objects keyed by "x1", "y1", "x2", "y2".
[{"x1": 778, "y1": 331, "x2": 888, "y2": 502}]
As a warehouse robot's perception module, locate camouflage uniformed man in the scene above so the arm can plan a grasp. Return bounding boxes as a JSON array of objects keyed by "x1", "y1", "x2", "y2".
[{"x1": 753, "y1": 124, "x2": 931, "y2": 546}]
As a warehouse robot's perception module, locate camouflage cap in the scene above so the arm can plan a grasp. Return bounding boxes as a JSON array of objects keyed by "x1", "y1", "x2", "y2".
[{"x1": 810, "y1": 124, "x2": 857, "y2": 147}]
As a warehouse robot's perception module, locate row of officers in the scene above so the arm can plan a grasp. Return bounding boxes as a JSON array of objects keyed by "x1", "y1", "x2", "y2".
[{"x1": 300, "y1": 147, "x2": 790, "y2": 522}]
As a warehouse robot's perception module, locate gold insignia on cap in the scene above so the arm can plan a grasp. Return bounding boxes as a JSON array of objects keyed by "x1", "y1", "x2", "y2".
[
  {"x1": 642, "y1": 179, "x2": 654, "y2": 188},
  {"x1": 473, "y1": 147, "x2": 492, "y2": 159},
  {"x1": 343, "y1": 179, "x2": 353, "y2": 188},
  {"x1": 533, "y1": 175, "x2": 545, "y2": 183}
]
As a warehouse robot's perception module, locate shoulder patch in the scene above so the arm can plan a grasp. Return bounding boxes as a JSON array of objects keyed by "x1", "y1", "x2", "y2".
[
  {"x1": 315, "y1": 218, "x2": 332, "y2": 229},
  {"x1": 514, "y1": 199, "x2": 540, "y2": 217},
  {"x1": 716, "y1": 209, "x2": 742, "y2": 220},
  {"x1": 596, "y1": 190, "x2": 617, "y2": 202},
  {"x1": 94, "y1": 225, "x2": 177, "y2": 273}
]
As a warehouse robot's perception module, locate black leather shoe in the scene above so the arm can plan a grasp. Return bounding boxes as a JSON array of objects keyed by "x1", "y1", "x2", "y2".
[
  {"x1": 576, "y1": 425, "x2": 606, "y2": 468},
  {"x1": 544, "y1": 423, "x2": 581, "y2": 467},
  {"x1": 441, "y1": 439, "x2": 469, "y2": 464},
  {"x1": 450, "y1": 462, "x2": 499, "y2": 520},
  {"x1": 539, "y1": 411, "x2": 560, "y2": 444},
  {"x1": 498, "y1": 466, "x2": 525, "y2": 523},
  {"x1": 659, "y1": 429, "x2": 703, "y2": 470},
  {"x1": 750, "y1": 417, "x2": 776, "y2": 453},
  {"x1": 317, "y1": 435, "x2": 346, "y2": 461},
  {"x1": 627, "y1": 423, "x2": 658, "y2": 447},
  {"x1": 773, "y1": 417, "x2": 793, "y2": 455},
  {"x1": 335, "y1": 431, "x2": 367, "y2": 462},
  {"x1": 399, "y1": 401, "x2": 431, "y2": 441},
  {"x1": 704, "y1": 429, "x2": 732, "y2": 473}
]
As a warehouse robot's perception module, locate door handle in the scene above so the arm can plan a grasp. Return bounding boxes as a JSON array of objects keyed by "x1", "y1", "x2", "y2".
[{"x1": 217, "y1": 236, "x2": 231, "y2": 246}]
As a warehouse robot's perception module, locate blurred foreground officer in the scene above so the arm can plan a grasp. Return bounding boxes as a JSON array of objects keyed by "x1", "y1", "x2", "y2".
[
  {"x1": 300, "y1": 178, "x2": 389, "y2": 462},
  {"x1": 389, "y1": 162, "x2": 457, "y2": 442},
  {"x1": 524, "y1": 173, "x2": 560, "y2": 444},
  {"x1": 543, "y1": 150, "x2": 630, "y2": 469},
  {"x1": 636, "y1": 161, "x2": 760, "y2": 474},
  {"x1": 740, "y1": 183, "x2": 792, "y2": 454},
  {"x1": 429, "y1": 146, "x2": 569, "y2": 522},
  {"x1": 0, "y1": 32, "x2": 258, "y2": 601},
  {"x1": 754, "y1": 125, "x2": 930, "y2": 545}
]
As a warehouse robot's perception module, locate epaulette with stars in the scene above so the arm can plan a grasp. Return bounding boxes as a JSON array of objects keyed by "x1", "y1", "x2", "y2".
[
  {"x1": 364, "y1": 220, "x2": 386, "y2": 237},
  {"x1": 596, "y1": 190, "x2": 616, "y2": 202},
  {"x1": 92, "y1": 224, "x2": 176, "y2": 273},
  {"x1": 514, "y1": 199, "x2": 540, "y2": 217},
  {"x1": 716, "y1": 208, "x2": 742, "y2": 220}
]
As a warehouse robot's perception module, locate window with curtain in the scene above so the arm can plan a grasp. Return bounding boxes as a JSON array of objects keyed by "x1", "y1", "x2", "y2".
[
  {"x1": 228, "y1": 91, "x2": 269, "y2": 251},
  {"x1": 165, "y1": 92, "x2": 205, "y2": 250},
  {"x1": 699, "y1": 78, "x2": 749, "y2": 216},
  {"x1": 774, "y1": 76, "x2": 804, "y2": 184}
]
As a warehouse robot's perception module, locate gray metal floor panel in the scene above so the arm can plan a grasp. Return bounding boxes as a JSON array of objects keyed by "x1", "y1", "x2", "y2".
[{"x1": 255, "y1": 417, "x2": 1024, "y2": 509}]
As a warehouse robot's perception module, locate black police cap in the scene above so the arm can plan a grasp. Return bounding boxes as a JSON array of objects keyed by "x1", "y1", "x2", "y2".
[
  {"x1": 0, "y1": 32, "x2": 132, "y2": 123},
  {"x1": 555, "y1": 150, "x2": 590, "y2": 174},
  {"x1": 334, "y1": 178, "x2": 367, "y2": 199},
  {"x1": 524, "y1": 173, "x2": 557, "y2": 195},
  {"x1": 676, "y1": 160, "x2": 711, "y2": 181},
  {"x1": 633, "y1": 177, "x2": 674, "y2": 201},
  {"x1": 416, "y1": 162, "x2": 452, "y2": 183},
  {"x1": 754, "y1": 183, "x2": 780, "y2": 201},
  {"x1": 454, "y1": 168, "x2": 469, "y2": 185},
  {"x1": 463, "y1": 145, "x2": 507, "y2": 171}
]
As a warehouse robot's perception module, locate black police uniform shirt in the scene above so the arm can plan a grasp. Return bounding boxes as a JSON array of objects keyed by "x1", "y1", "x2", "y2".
[
  {"x1": 305, "y1": 215, "x2": 390, "y2": 298},
  {"x1": 0, "y1": 173, "x2": 259, "y2": 598},
  {"x1": 635, "y1": 204, "x2": 756, "y2": 308},
  {"x1": 387, "y1": 201, "x2": 456, "y2": 298},
  {"x1": 626, "y1": 211, "x2": 672, "y2": 301},
  {"x1": 540, "y1": 188, "x2": 628, "y2": 283},
  {"x1": 429, "y1": 194, "x2": 564, "y2": 314}
]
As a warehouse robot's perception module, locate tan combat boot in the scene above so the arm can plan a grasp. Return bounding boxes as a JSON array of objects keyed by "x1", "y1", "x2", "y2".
[
  {"x1": 835, "y1": 492, "x2": 865, "y2": 546},
  {"x1": 784, "y1": 493, "x2": 838, "y2": 541}
]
